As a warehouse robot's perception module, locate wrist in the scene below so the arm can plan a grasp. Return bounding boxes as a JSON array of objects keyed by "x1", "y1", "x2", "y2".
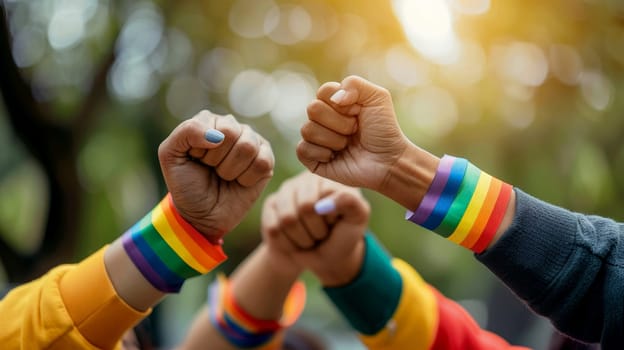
[
  {"x1": 104, "y1": 240, "x2": 165, "y2": 311},
  {"x1": 208, "y1": 274, "x2": 306, "y2": 348},
  {"x1": 314, "y1": 237, "x2": 366, "y2": 287},
  {"x1": 380, "y1": 143, "x2": 440, "y2": 211},
  {"x1": 404, "y1": 155, "x2": 514, "y2": 253},
  {"x1": 267, "y1": 251, "x2": 305, "y2": 281},
  {"x1": 122, "y1": 193, "x2": 227, "y2": 293}
]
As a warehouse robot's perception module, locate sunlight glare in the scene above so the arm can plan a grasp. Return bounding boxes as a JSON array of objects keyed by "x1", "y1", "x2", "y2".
[{"x1": 393, "y1": 0, "x2": 459, "y2": 64}]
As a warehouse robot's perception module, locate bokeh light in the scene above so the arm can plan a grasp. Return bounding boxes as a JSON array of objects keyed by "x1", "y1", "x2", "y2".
[
  {"x1": 264, "y1": 4, "x2": 312, "y2": 45},
  {"x1": 299, "y1": 1, "x2": 338, "y2": 42},
  {"x1": 229, "y1": 0, "x2": 277, "y2": 39},
  {"x1": 402, "y1": 87, "x2": 459, "y2": 137},
  {"x1": 198, "y1": 48, "x2": 245, "y2": 93},
  {"x1": 393, "y1": 0, "x2": 460, "y2": 64},
  {"x1": 497, "y1": 97, "x2": 535, "y2": 129},
  {"x1": 151, "y1": 28, "x2": 193, "y2": 76},
  {"x1": 549, "y1": 44, "x2": 583, "y2": 86},
  {"x1": 580, "y1": 70, "x2": 612, "y2": 112},
  {"x1": 270, "y1": 69, "x2": 317, "y2": 141},
  {"x1": 47, "y1": 8, "x2": 86, "y2": 50},
  {"x1": 385, "y1": 46, "x2": 430, "y2": 88},
  {"x1": 228, "y1": 69, "x2": 278, "y2": 118},
  {"x1": 47, "y1": 0, "x2": 99, "y2": 50},
  {"x1": 166, "y1": 76, "x2": 208, "y2": 120},
  {"x1": 11, "y1": 25, "x2": 46, "y2": 67},
  {"x1": 492, "y1": 42, "x2": 549, "y2": 87},
  {"x1": 109, "y1": 2, "x2": 164, "y2": 102},
  {"x1": 450, "y1": 0, "x2": 491, "y2": 15},
  {"x1": 441, "y1": 40, "x2": 487, "y2": 86}
]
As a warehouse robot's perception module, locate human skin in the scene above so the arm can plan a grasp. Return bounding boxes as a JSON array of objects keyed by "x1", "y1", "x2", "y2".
[
  {"x1": 297, "y1": 76, "x2": 515, "y2": 251},
  {"x1": 105, "y1": 110, "x2": 275, "y2": 312}
]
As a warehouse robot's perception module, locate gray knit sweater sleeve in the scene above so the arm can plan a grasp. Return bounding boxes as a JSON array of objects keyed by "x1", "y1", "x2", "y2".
[{"x1": 476, "y1": 188, "x2": 624, "y2": 348}]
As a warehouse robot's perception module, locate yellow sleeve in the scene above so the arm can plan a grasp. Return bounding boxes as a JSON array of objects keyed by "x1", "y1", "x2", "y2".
[
  {"x1": 360, "y1": 258, "x2": 439, "y2": 350},
  {"x1": 0, "y1": 246, "x2": 149, "y2": 350}
]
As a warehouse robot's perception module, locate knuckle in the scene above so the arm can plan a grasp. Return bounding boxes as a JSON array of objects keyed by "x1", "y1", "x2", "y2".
[
  {"x1": 251, "y1": 155, "x2": 274, "y2": 174},
  {"x1": 216, "y1": 167, "x2": 236, "y2": 181},
  {"x1": 193, "y1": 109, "x2": 214, "y2": 121},
  {"x1": 336, "y1": 136, "x2": 348, "y2": 150},
  {"x1": 179, "y1": 118, "x2": 199, "y2": 132},
  {"x1": 299, "y1": 122, "x2": 315, "y2": 140},
  {"x1": 279, "y1": 213, "x2": 299, "y2": 228},
  {"x1": 235, "y1": 137, "x2": 258, "y2": 158},
  {"x1": 340, "y1": 119, "x2": 357, "y2": 135},
  {"x1": 363, "y1": 201, "x2": 371, "y2": 216},
  {"x1": 379, "y1": 87, "x2": 392, "y2": 99},
  {"x1": 263, "y1": 196, "x2": 277, "y2": 212},
  {"x1": 343, "y1": 75, "x2": 361, "y2": 85},
  {"x1": 306, "y1": 101, "x2": 323, "y2": 118},
  {"x1": 157, "y1": 141, "x2": 167, "y2": 159},
  {"x1": 264, "y1": 225, "x2": 280, "y2": 238},
  {"x1": 218, "y1": 120, "x2": 241, "y2": 138},
  {"x1": 338, "y1": 191, "x2": 358, "y2": 207},
  {"x1": 296, "y1": 142, "x2": 314, "y2": 159},
  {"x1": 299, "y1": 200, "x2": 316, "y2": 215}
]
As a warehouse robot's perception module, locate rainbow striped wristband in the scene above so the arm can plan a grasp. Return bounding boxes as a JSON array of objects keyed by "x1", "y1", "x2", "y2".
[
  {"x1": 406, "y1": 155, "x2": 513, "y2": 253},
  {"x1": 208, "y1": 275, "x2": 306, "y2": 348},
  {"x1": 122, "y1": 193, "x2": 227, "y2": 293}
]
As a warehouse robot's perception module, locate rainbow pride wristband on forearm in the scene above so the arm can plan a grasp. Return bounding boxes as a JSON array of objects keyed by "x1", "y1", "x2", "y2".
[
  {"x1": 406, "y1": 155, "x2": 513, "y2": 253},
  {"x1": 122, "y1": 193, "x2": 227, "y2": 293},
  {"x1": 208, "y1": 275, "x2": 306, "y2": 348}
]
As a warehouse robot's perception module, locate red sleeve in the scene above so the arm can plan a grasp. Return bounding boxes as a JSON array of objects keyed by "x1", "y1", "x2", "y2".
[{"x1": 429, "y1": 288, "x2": 531, "y2": 350}]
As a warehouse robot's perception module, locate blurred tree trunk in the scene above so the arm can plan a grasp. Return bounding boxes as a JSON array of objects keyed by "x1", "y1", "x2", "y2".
[{"x1": 0, "y1": 4, "x2": 113, "y2": 283}]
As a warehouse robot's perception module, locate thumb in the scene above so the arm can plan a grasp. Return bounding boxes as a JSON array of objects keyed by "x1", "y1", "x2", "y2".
[
  {"x1": 329, "y1": 75, "x2": 392, "y2": 110},
  {"x1": 159, "y1": 120, "x2": 225, "y2": 162},
  {"x1": 313, "y1": 190, "x2": 370, "y2": 225}
]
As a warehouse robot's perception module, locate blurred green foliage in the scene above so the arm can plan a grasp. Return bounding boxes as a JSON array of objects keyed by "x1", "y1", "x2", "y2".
[{"x1": 1, "y1": 0, "x2": 624, "y2": 347}]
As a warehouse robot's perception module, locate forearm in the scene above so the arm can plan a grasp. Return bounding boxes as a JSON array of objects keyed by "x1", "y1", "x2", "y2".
[
  {"x1": 104, "y1": 239, "x2": 165, "y2": 311},
  {"x1": 230, "y1": 244, "x2": 302, "y2": 320},
  {"x1": 180, "y1": 245, "x2": 305, "y2": 350},
  {"x1": 477, "y1": 189, "x2": 624, "y2": 343},
  {"x1": 178, "y1": 307, "x2": 234, "y2": 350}
]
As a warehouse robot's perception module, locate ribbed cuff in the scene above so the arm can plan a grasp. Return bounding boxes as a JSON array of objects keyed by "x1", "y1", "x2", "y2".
[
  {"x1": 476, "y1": 188, "x2": 578, "y2": 303},
  {"x1": 59, "y1": 246, "x2": 150, "y2": 349},
  {"x1": 323, "y1": 233, "x2": 402, "y2": 335}
]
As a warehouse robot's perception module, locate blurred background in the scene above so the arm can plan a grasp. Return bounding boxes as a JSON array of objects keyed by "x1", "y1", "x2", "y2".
[{"x1": 1, "y1": 0, "x2": 623, "y2": 348}]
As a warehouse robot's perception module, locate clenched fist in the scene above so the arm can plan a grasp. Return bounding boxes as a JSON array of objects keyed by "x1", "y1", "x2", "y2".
[{"x1": 159, "y1": 110, "x2": 274, "y2": 243}]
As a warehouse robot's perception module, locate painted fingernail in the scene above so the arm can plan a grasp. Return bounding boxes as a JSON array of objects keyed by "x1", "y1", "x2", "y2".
[
  {"x1": 330, "y1": 89, "x2": 346, "y2": 104},
  {"x1": 314, "y1": 198, "x2": 336, "y2": 215},
  {"x1": 205, "y1": 129, "x2": 224, "y2": 143}
]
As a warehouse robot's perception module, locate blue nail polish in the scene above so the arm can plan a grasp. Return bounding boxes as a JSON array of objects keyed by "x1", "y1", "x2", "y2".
[
  {"x1": 314, "y1": 198, "x2": 336, "y2": 215},
  {"x1": 205, "y1": 129, "x2": 224, "y2": 143}
]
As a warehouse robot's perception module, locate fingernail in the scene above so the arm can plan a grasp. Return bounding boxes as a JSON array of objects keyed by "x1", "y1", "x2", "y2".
[
  {"x1": 330, "y1": 89, "x2": 346, "y2": 104},
  {"x1": 314, "y1": 198, "x2": 336, "y2": 215},
  {"x1": 205, "y1": 129, "x2": 224, "y2": 143}
]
